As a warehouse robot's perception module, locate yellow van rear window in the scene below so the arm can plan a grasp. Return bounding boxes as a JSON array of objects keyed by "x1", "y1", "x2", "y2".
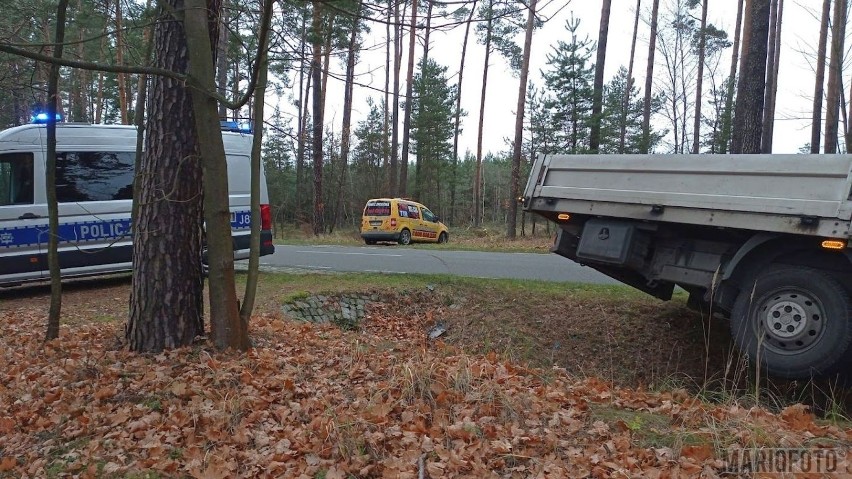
[{"x1": 365, "y1": 201, "x2": 391, "y2": 216}]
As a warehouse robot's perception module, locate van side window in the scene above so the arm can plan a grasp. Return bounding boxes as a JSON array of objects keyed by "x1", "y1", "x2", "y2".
[
  {"x1": 423, "y1": 209, "x2": 436, "y2": 222},
  {"x1": 0, "y1": 153, "x2": 34, "y2": 205},
  {"x1": 56, "y1": 151, "x2": 135, "y2": 202},
  {"x1": 407, "y1": 205, "x2": 420, "y2": 220}
]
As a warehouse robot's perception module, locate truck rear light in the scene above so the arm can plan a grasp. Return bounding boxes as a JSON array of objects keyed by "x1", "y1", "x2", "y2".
[
  {"x1": 557, "y1": 213, "x2": 571, "y2": 221},
  {"x1": 821, "y1": 239, "x2": 845, "y2": 250},
  {"x1": 390, "y1": 218, "x2": 397, "y2": 227},
  {"x1": 260, "y1": 204, "x2": 272, "y2": 231}
]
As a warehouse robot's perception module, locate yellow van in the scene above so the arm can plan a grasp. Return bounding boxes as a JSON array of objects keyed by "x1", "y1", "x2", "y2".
[{"x1": 360, "y1": 198, "x2": 449, "y2": 245}]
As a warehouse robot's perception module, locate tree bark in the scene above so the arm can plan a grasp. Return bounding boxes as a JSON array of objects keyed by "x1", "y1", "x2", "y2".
[
  {"x1": 390, "y1": 0, "x2": 402, "y2": 196},
  {"x1": 116, "y1": 0, "x2": 128, "y2": 124},
  {"x1": 719, "y1": 0, "x2": 744, "y2": 154},
  {"x1": 450, "y1": 0, "x2": 477, "y2": 225},
  {"x1": 311, "y1": 3, "x2": 325, "y2": 234},
  {"x1": 811, "y1": 0, "x2": 831, "y2": 153},
  {"x1": 335, "y1": 0, "x2": 362, "y2": 229},
  {"x1": 295, "y1": 16, "x2": 308, "y2": 224},
  {"x1": 760, "y1": 0, "x2": 782, "y2": 153},
  {"x1": 415, "y1": 0, "x2": 433, "y2": 200},
  {"x1": 507, "y1": 0, "x2": 537, "y2": 239},
  {"x1": 620, "y1": 0, "x2": 641, "y2": 153},
  {"x1": 184, "y1": 0, "x2": 246, "y2": 350},
  {"x1": 589, "y1": 0, "x2": 611, "y2": 153},
  {"x1": 240, "y1": 0, "x2": 273, "y2": 324},
  {"x1": 641, "y1": 0, "x2": 660, "y2": 153},
  {"x1": 45, "y1": 0, "x2": 70, "y2": 342},
  {"x1": 475, "y1": 0, "x2": 493, "y2": 227},
  {"x1": 400, "y1": 0, "x2": 418, "y2": 197},
  {"x1": 216, "y1": 1, "x2": 229, "y2": 119},
  {"x1": 824, "y1": 0, "x2": 846, "y2": 153},
  {"x1": 730, "y1": 0, "x2": 771, "y2": 154},
  {"x1": 127, "y1": 0, "x2": 204, "y2": 352},
  {"x1": 383, "y1": 0, "x2": 392, "y2": 192},
  {"x1": 692, "y1": 0, "x2": 709, "y2": 154}
]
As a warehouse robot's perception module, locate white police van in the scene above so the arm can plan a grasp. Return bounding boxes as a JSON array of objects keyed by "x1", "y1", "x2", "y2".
[{"x1": 0, "y1": 121, "x2": 275, "y2": 286}]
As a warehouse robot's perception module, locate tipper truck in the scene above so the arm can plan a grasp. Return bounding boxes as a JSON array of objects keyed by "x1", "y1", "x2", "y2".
[{"x1": 522, "y1": 153, "x2": 852, "y2": 379}]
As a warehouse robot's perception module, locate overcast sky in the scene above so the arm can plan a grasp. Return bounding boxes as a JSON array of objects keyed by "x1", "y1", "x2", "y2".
[{"x1": 274, "y1": 0, "x2": 843, "y2": 156}]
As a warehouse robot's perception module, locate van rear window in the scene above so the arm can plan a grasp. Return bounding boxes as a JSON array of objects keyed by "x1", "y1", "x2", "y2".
[{"x1": 365, "y1": 201, "x2": 391, "y2": 216}]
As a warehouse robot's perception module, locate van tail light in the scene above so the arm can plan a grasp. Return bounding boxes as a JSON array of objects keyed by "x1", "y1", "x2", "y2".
[
  {"x1": 260, "y1": 204, "x2": 272, "y2": 231},
  {"x1": 390, "y1": 218, "x2": 397, "y2": 228}
]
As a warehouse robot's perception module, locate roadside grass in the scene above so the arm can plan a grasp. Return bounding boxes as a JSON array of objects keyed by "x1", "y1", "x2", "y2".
[{"x1": 271, "y1": 222, "x2": 556, "y2": 253}]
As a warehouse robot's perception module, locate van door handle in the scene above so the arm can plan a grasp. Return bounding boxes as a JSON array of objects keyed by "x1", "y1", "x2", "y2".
[{"x1": 18, "y1": 213, "x2": 42, "y2": 220}]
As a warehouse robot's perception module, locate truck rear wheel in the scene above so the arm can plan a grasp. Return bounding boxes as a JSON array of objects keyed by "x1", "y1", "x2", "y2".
[{"x1": 730, "y1": 266, "x2": 852, "y2": 379}]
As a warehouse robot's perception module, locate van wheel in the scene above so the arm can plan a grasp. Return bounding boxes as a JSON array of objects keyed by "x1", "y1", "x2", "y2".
[
  {"x1": 398, "y1": 229, "x2": 412, "y2": 245},
  {"x1": 438, "y1": 232, "x2": 448, "y2": 244},
  {"x1": 364, "y1": 239, "x2": 377, "y2": 245},
  {"x1": 730, "y1": 266, "x2": 852, "y2": 379}
]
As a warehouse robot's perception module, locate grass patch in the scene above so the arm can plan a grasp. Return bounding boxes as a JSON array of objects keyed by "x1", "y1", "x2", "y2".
[
  {"x1": 271, "y1": 222, "x2": 556, "y2": 253},
  {"x1": 589, "y1": 405, "x2": 712, "y2": 451}
]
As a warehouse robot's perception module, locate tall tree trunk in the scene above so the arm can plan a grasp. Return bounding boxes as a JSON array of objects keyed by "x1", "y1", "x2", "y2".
[
  {"x1": 184, "y1": 0, "x2": 247, "y2": 350},
  {"x1": 475, "y1": 1, "x2": 493, "y2": 227},
  {"x1": 216, "y1": 1, "x2": 229, "y2": 119},
  {"x1": 240, "y1": 0, "x2": 273, "y2": 324},
  {"x1": 620, "y1": 0, "x2": 641, "y2": 153},
  {"x1": 45, "y1": 0, "x2": 70, "y2": 342},
  {"x1": 692, "y1": 0, "x2": 709, "y2": 154},
  {"x1": 507, "y1": 0, "x2": 537, "y2": 239},
  {"x1": 730, "y1": 0, "x2": 771, "y2": 153},
  {"x1": 128, "y1": 0, "x2": 204, "y2": 352},
  {"x1": 824, "y1": 0, "x2": 846, "y2": 154},
  {"x1": 811, "y1": 0, "x2": 832, "y2": 153},
  {"x1": 390, "y1": 0, "x2": 402, "y2": 196},
  {"x1": 641, "y1": 0, "x2": 660, "y2": 153},
  {"x1": 400, "y1": 0, "x2": 417, "y2": 197},
  {"x1": 589, "y1": 0, "x2": 611, "y2": 153},
  {"x1": 415, "y1": 0, "x2": 433, "y2": 200},
  {"x1": 115, "y1": 0, "x2": 129, "y2": 124},
  {"x1": 335, "y1": 1, "x2": 362, "y2": 229},
  {"x1": 719, "y1": 0, "x2": 744, "y2": 153},
  {"x1": 295, "y1": 16, "x2": 308, "y2": 224},
  {"x1": 311, "y1": 4, "x2": 325, "y2": 235},
  {"x1": 451, "y1": 0, "x2": 477, "y2": 225},
  {"x1": 761, "y1": 0, "x2": 782, "y2": 153},
  {"x1": 383, "y1": 0, "x2": 392, "y2": 192}
]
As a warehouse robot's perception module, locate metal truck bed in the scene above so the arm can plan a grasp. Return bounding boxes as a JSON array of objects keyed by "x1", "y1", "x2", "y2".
[{"x1": 523, "y1": 154, "x2": 852, "y2": 238}]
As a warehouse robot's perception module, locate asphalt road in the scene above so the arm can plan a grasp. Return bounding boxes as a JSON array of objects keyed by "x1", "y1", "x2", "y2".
[{"x1": 257, "y1": 244, "x2": 619, "y2": 284}]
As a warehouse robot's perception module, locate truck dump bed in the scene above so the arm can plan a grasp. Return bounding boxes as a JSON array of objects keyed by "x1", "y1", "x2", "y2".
[{"x1": 523, "y1": 154, "x2": 852, "y2": 238}]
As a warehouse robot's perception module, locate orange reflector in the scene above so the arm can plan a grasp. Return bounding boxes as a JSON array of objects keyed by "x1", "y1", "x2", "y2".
[
  {"x1": 557, "y1": 213, "x2": 571, "y2": 221},
  {"x1": 821, "y1": 239, "x2": 846, "y2": 250},
  {"x1": 30, "y1": 257, "x2": 38, "y2": 263}
]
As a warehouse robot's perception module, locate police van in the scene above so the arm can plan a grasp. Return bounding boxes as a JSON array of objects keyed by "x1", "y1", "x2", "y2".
[{"x1": 0, "y1": 121, "x2": 275, "y2": 286}]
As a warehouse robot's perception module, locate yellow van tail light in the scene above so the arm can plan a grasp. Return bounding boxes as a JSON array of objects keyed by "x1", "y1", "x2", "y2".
[
  {"x1": 821, "y1": 239, "x2": 846, "y2": 250},
  {"x1": 557, "y1": 213, "x2": 571, "y2": 221}
]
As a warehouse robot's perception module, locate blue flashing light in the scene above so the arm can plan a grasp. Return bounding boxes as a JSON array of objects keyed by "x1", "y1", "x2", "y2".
[
  {"x1": 220, "y1": 120, "x2": 253, "y2": 134},
  {"x1": 31, "y1": 112, "x2": 63, "y2": 124}
]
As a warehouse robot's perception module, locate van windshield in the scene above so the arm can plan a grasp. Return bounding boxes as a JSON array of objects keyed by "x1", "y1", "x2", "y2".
[{"x1": 365, "y1": 201, "x2": 391, "y2": 216}]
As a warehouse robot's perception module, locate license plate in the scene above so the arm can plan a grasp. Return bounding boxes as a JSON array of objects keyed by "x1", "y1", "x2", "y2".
[{"x1": 369, "y1": 220, "x2": 382, "y2": 227}]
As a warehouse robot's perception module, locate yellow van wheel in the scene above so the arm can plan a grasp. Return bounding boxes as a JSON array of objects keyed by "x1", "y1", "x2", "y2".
[
  {"x1": 398, "y1": 229, "x2": 412, "y2": 245},
  {"x1": 438, "y1": 232, "x2": 448, "y2": 244}
]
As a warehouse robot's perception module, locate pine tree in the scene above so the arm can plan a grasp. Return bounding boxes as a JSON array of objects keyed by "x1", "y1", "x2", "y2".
[
  {"x1": 541, "y1": 16, "x2": 594, "y2": 154},
  {"x1": 411, "y1": 59, "x2": 457, "y2": 211}
]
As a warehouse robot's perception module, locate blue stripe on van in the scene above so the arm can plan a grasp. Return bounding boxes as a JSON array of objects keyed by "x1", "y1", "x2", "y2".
[{"x1": 0, "y1": 210, "x2": 252, "y2": 249}]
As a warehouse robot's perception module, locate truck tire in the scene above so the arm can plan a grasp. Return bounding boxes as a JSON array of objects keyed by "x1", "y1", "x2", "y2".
[
  {"x1": 730, "y1": 266, "x2": 852, "y2": 379},
  {"x1": 398, "y1": 229, "x2": 412, "y2": 245}
]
